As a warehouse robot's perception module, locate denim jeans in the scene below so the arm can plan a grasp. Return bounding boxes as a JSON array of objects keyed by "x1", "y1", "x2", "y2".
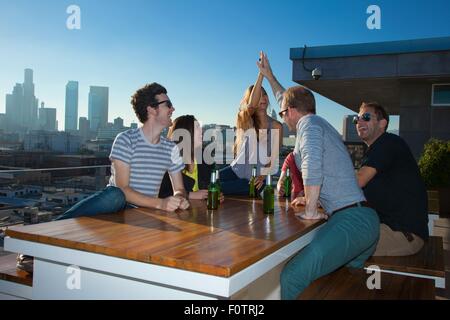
[
  {"x1": 280, "y1": 206, "x2": 380, "y2": 300},
  {"x1": 219, "y1": 166, "x2": 265, "y2": 196},
  {"x1": 56, "y1": 186, "x2": 127, "y2": 220}
]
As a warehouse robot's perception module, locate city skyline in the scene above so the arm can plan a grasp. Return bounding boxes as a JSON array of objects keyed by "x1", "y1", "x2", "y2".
[
  {"x1": 1, "y1": 67, "x2": 261, "y2": 132},
  {"x1": 2, "y1": 68, "x2": 120, "y2": 132},
  {"x1": 0, "y1": 67, "x2": 405, "y2": 137},
  {"x1": 1, "y1": 65, "x2": 399, "y2": 134},
  {"x1": 2, "y1": 0, "x2": 450, "y2": 132}
]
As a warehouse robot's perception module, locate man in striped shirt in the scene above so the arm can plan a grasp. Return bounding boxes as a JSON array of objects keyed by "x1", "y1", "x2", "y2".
[
  {"x1": 58, "y1": 83, "x2": 189, "y2": 219},
  {"x1": 18, "y1": 83, "x2": 189, "y2": 273},
  {"x1": 109, "y1": 83, "x2": 189, "y2": 212}
]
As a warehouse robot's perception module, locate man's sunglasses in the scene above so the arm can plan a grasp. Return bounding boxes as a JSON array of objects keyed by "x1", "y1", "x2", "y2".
[
  {"x1": 154, "y1": 100, "x2": 173, "y2": 108},
  {"x1": 352, "y1": 112, "x2": 371, "y2": 124}
]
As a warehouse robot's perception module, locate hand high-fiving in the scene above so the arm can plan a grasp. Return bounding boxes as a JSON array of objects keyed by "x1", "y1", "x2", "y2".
[{"x1": 256, "y1": 51, "x2": 274, "y2": 80}]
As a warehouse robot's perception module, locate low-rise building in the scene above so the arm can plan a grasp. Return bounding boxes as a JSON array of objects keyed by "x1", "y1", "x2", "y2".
[
  {"x1": 0, "y1": 185, "x2": 42, "y2": 198},
  {"x1": 24, "y1": 131, "x2": 81, "y2": 153},
  {"x1": 42, "y1": 190, "x2": 92, "y2": 206},
  {"x1": 0, "y1": 170, "x2": 51, "y2": 186}
]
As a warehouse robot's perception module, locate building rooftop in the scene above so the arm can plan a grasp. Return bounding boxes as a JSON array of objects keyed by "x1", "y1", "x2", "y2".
[
  {"x1": 290, "y1": 36, "x2": 450, "y2": 60},
  {"x1": 290, "y1": 36, "x2": 450, "y2": 114},
  {"x1": 0, "y1": 197, "x2": 39, "y2": 207}
]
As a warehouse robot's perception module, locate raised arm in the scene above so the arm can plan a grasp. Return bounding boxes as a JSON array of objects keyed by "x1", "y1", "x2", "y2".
[
  {"x1": 257, "y1": 51, "x2": 285, "y2": 103},
  {"x1": 249, "y1": 72, "x2": 264, "y2": 109},
  {"x1": 239, "y1": 72, "x2": 264, "y2": 121}
]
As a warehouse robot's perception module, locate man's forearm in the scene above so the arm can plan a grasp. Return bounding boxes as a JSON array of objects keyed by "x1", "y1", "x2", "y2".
[
  {"x1": 173, "y1": 189, "x2": 188, "y2": 199},
  {"x1": 304, "y1": 185, "x2": 321, "y2": 216},
  {"x1": 277, "y1": 174, "x2": 286, "y2": 193},
  {"x1": 266, "y1": 74, "x2": 285, "y2": 100},
  {"x1": 356, "y1": 166, "x2": 377, "y2": 188},
  {"x1": 120, "y1": 186, "x2": 163, "y2": 209}
]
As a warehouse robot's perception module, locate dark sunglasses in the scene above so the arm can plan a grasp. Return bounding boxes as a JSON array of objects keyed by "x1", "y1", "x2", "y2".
[
  {"x1": 154, "y1": 100, "x2": 173, "y2": 108},
  {"x1": 352, "y1": 112, "x2": 371, "y2": 124},
  {"x1": 278, "y1": 108, "x2": 289, "y2": 118}
]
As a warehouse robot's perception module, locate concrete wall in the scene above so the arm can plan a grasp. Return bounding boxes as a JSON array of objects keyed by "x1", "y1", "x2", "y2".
[
  {"x1": 399, "y1": 82, "x2": 450, "y2": 159},
  {"x1": 293, "y1": 51, "x2": 450, "y2": 82}
]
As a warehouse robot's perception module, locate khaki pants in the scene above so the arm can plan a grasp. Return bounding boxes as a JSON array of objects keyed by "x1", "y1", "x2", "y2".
[{"x1": 373, "y1": 224, "x2": 424, "y2": 256}]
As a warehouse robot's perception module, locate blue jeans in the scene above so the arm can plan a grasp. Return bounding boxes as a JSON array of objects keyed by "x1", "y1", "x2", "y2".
[
  {"x1": 219, "y1": 166, "x2": 264, "y2": 196},
  {"x1": 56, "y1": 186, "x2": 127, "y2": 220},
  {"x1": 280, "y1": 206, "x2": 380, "y2": 300}
]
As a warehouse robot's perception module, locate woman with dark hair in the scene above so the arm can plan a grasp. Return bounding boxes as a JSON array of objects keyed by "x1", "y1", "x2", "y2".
[{"x1": 159, "y1": 115, "x2": 223, "y2": 201}]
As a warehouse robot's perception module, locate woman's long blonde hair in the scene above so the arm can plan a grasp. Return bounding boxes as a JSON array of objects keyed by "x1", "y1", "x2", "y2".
[{"x1": 233, "y1": 85, "x2": 268, "y2": 156}]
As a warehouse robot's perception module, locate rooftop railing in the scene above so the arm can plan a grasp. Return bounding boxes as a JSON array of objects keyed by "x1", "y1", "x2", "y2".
[{"x1": 0, "y1": 165, "x2": 111, "y2": 231}]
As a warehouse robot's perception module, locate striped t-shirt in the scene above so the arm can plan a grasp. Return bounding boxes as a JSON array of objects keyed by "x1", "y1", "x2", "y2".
[{"x1": 108, "y1": 128, "x2": 184, "y2": 197}]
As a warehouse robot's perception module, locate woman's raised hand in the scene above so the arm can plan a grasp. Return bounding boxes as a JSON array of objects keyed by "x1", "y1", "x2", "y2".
[{"x1": 256, "y1": 51, "x2": 274, "y2": 80}]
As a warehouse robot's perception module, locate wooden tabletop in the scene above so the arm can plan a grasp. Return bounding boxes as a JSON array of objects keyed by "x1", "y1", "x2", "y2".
[{"x1": 5, "y1": 197, "x2": 325, "y2": 277}]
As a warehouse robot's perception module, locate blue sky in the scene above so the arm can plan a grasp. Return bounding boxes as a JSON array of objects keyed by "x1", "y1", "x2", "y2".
[{"x1": 1, "y1": 0, "x2": 450, "y2": 133}]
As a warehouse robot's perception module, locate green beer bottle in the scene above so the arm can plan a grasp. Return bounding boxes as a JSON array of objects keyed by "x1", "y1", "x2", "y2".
[
  {"x1": 284, "y1": 168, "x2": 292, "y2": 198},
  {"x1": 215, "y1": 168, "x2": 221, "y2": 194},
  {"x1": 249, "y1": 166, "x2": 257, "y2": 198},
  {"x1": 263, "y1": 175, "x2": 274, "y2": 214},
  {"x1": 207, "y1": 171, "x2": 219, "y2": 210}
]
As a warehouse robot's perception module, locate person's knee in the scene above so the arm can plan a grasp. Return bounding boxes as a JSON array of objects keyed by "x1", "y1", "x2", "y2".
[
  {"x1": 307, "y1": 245, "x2": 325, "y2": 262},
  {"x1": 105, "y1": 186, "x2": 126, "y2": 211}
]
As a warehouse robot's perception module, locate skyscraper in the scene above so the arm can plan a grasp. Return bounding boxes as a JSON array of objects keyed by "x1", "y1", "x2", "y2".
[
  {"x1": 65, "y1": 81, "x2": 79, "y2": 131},
  {"x1": 4, "y1": 69, "x2": 40, "y2": 132},
  {"x1": 5, "y1": 93, "x2": 14, "y2": 126},
  {"x1": 88, "y1": 86, "x2": 109, "y2": 131},
  {"x1": 0, "y1": 113, "x2": 6, "y2": 131},
  {"x1": 38, "y1": 102, "x2": 57, "y2": 131},
  {"x1": 5, "y1": 84, "x2": 24, "y2": 131},
  {"x1": 342, "y1": 115, "x2": 361, "y2": 142},
  {"x1": 78, "y1": 116, "x2": 91, "y2": 142},
  {"x1": 113, "y1": 117, "x2": 124, "y2": 129},
  {"x1": 22, "y1": 68, "x2": 38, "y2": 130}
]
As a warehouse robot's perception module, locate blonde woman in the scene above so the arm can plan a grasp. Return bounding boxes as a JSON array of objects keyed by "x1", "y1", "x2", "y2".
[{"x1": 220, "y1": 52, "x2": 283, "y2": 195}]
